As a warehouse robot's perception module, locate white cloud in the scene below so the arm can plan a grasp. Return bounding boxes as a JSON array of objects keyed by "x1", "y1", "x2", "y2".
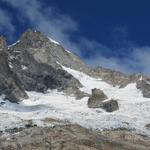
[
  {"x1": 85, "y1": 46, "x2": 150, "y2": 74},
  {"x1": 3, "y1": 0, "x2": 79, "y2": 54}
]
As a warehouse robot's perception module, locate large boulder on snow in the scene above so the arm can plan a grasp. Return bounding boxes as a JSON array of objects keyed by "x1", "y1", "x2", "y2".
[
  {"x1": 88, "y1": 88, "x2": 108, "y2": 108},
  {"x1": 88, "y1": 88, "x2": 119, "y2": 112},
  {"x1": 100, "y1": 99, "x2": 119, "y2": 112}
]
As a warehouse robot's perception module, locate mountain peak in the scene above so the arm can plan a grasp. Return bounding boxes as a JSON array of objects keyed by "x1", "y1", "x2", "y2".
[{"x1": 19, "y1": 29, "x2": 49, "y2": 48}]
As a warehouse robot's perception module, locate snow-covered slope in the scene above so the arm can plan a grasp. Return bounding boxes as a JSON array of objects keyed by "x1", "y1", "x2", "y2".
[{"x1": 0, "y1": 65, "x2": 150, "y2": 136}]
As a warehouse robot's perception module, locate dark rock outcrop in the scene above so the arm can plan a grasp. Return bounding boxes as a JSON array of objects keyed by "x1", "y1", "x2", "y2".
[
  {"x1": 88, "y1": 89, "x2": 119, "y2": 112},
  {"x1": 136, "y1": 77, "x2": 150, "y2": 98},
  {"x1": 145, "y1": 124, "x2": 150, "y2": 130},
  {"x1": 88, "y1": 88, "x2": 108, "y2": 108},
  {"x1": 100, "y1": 99, "x2": 119, "y2": 112},
  {"x1": 7, "y1": 30, "x2": 82, "y2": 94},
  {"x1": 0, "y1": 51, "x2": 28, "y2": 102}
]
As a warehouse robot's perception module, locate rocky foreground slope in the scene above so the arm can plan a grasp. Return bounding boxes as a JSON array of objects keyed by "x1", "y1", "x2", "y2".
[
  {"x1": 0, "y1": 30, "x2": 150, "y2": 149},
  {"x1": 1, "y1": 124, "x2": 150, "y2": 150}
]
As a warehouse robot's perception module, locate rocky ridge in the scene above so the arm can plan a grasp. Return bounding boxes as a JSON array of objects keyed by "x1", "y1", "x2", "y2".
[
  {"x1": 0, "y1": 29, "x2": 149, "y2": 101},
  {"x1": 0, "y1": 37, "x2": 28, "y2": 102}
]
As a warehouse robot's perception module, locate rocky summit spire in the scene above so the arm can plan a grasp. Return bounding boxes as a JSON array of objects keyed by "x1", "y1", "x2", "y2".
[
  {"x1": 0, "y1": 36, "x2": 7, "y2": 50},
  {"x1": 19, "y1": 29, "x2": 49, "y2": 48}
]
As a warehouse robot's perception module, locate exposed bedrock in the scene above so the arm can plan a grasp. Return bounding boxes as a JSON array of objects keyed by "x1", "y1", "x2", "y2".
[
  {"x1": 0, "y1": 125, "x2": 150, "y2": 150},
  {"x1": 0, "y1": 50, "x2": 28, "y2": 102},
  {"x1": 7, "y1": 30, "x2": 82, "y2": 98}
]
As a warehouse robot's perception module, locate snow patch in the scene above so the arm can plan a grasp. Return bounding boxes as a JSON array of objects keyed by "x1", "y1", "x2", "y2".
[
  {"x1": 48, "y1": 37, "x2": 60, "y2": 45},
  {"x1": 21, "y1": 65, "x2": 28, "y2": 70},
  {"x1": 65, "y1": 49, "x2": 71, "y2": 54},
  {"x1": 8, "y1": 40, "x2": 20, "y2": 48},
  {"x1": 8, "y1": 62, "x2": 13, "y2": 69}
]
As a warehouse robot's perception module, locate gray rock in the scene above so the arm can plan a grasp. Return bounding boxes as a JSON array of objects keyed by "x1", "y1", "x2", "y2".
[
  {"x1": 7, "y1": 30, "x2": 82, "y2": 94},
  {"x1": 92, "y1": 66, "x2": 142, "y2": 88},
  {"x1": 64, "y1": 87, "x2": 90, "y2": 100},
  {"x1": 88, "y1": 88, "x2": 108, "y2": 108},
  {"x1": 0, "y1": 125, "x2": 150, "y2": 150},
  {"x1": 145, "y1": 124, "x2": 150, "y2": 130},
  {"x1": 16, "y1": 29, "x2": 91, "y2": 73},
  {"x1": 136, "y1": 78, "x2": 150, "y2": 98},
  {"x1": 100, "y1": 99, "x2": 119, "y2": 112},
  {"x1": 0, "y1": 51, "x2": 28, "y2": 102}
]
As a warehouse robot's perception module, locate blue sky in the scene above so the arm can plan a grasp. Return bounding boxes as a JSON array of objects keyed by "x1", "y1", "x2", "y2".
[{"x1": 0, "y1": 0, "x2": 150, "y2": 74}]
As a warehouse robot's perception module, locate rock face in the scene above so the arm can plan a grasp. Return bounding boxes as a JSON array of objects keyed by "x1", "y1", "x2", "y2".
[
  {"x1": 88, "y1": 88, "x2": 108, "y2": 108},
  {"x1": 0, "y1": 125, "x2": 150, "y2": 150},
  {"x1": 7, "y1": 30, "x2": 82, "y2": 95},
  {"x1": 0, "y1": 49, "x2": 28, "y2": 102},
  {"x1": 15, "y1": 29, "x2": 91, "y2": 72},
  {"x1": 0, "y1": 36, "x2": 7, "y2": 49},
  {"x1": 92, "y1": 66, "x2": 142, "y2": 87},
  {"x1": 100, "y1": 99, "x2": 119, "y2": 112},
  {"x1": 136, "y1": 78, "x2": 150, "y2": 98}
]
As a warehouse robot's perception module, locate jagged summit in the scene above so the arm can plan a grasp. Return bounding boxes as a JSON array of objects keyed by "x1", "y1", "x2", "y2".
[
  {"x1": 18, "y1": 29, "x2": 50, "y2": 48},
  {"x1": 9, "y1": 29, "x2": 91, "y2": 73}
]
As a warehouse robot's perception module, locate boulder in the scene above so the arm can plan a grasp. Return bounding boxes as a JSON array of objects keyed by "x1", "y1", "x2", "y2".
[
  {"x1": 88, "y1": 88, "x2": 108, "y2": 108},
  {"x1": 100, "y1": 99, "x2": 119, "y2": 112},
  {"x1": 145, "y1": 124, "x2": 150, "y2": 130}
]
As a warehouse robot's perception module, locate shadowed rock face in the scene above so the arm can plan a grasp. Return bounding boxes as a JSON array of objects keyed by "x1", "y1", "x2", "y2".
[
  {"x1": 0, "y1": 51, "x2": 28, "y2": 102},
  {"x1": 0, "y1": 125, "x2": 150, "y2": 150},
  {"x1": 136, "y1": 78, "x2": 150, "y2": 98},
  {"x1": 7, "y1": 30, "x2": 82, "y2": 94},
  {"x1": 16, "y1": 29, "x2": 91, "y2": 72}
]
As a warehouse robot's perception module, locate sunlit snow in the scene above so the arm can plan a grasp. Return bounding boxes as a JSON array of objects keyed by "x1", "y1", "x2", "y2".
[
  {"x1": 48, "y1": 37, "x2": 60, "y2": 45},
  {"x1": 8, "y1": 40, "x2": 20, "y2": 48}
]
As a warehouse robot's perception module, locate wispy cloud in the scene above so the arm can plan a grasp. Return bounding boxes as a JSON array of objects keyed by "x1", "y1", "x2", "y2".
[
  {"x1": 1, "y1": 0, "x2": 150, "y2": 75},
  {"x1": 0, "y1": 9, "x2": 15, "y2": 39},
  {"x1": 2, "y1": 0, "x2": 80, "y2": 54}
]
